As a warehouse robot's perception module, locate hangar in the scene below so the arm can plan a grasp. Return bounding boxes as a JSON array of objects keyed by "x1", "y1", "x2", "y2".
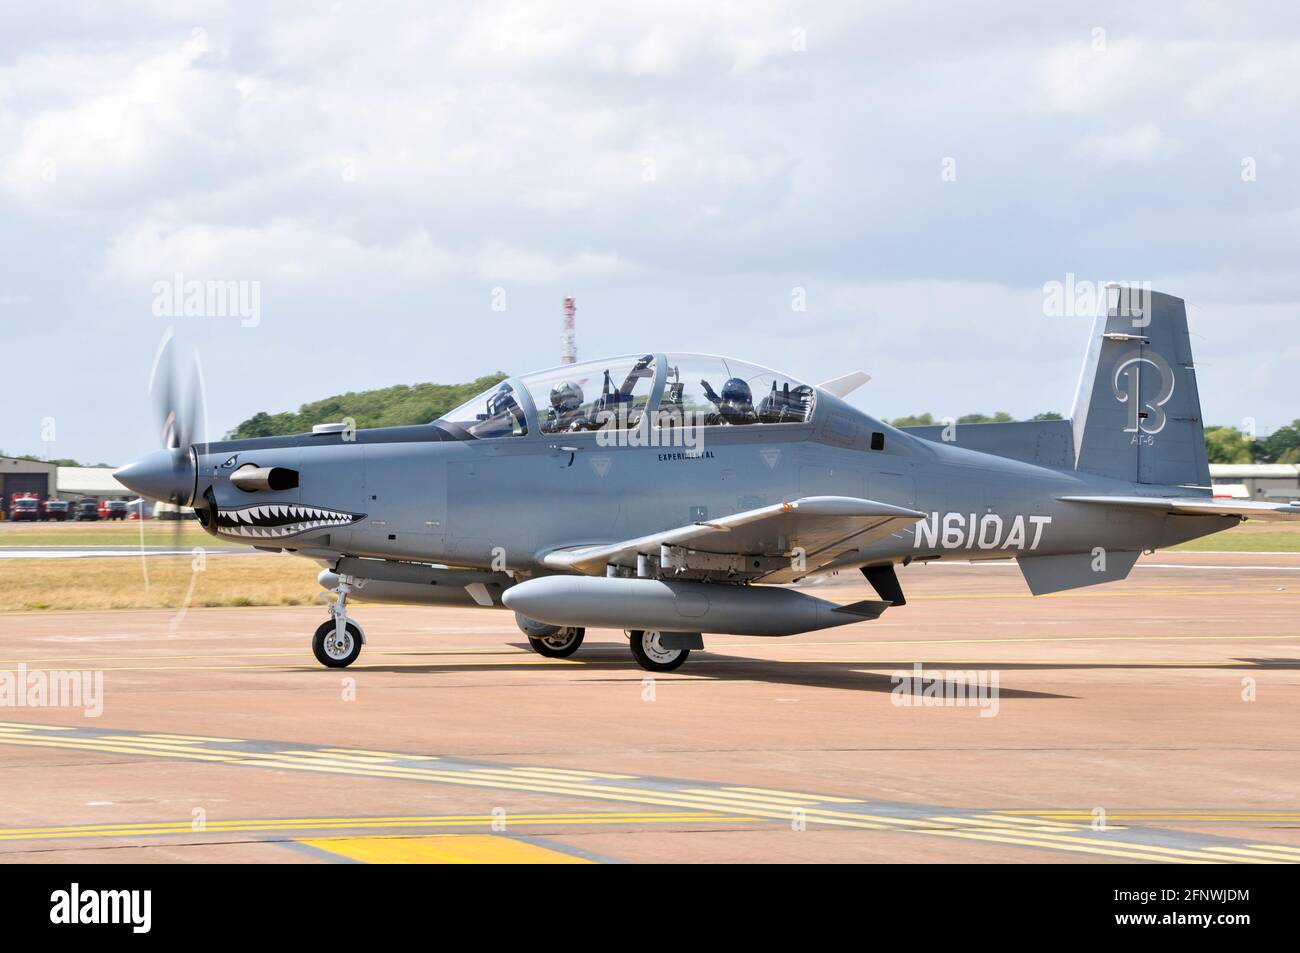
[
  {"x1": 1210, "y1": 463, "x2": 1300, "y2": 502},
  {"x1": 0, "y1": 456, "x2": 55, "y2": 517},
  {"x1": 55, "y1": 465, "x2": 131, "y2": 501}
]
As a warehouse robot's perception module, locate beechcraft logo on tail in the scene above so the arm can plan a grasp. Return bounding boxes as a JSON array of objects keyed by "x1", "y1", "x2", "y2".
[{"x1": 1113, "y1": 350, "x2": 1175, "y2": 436}]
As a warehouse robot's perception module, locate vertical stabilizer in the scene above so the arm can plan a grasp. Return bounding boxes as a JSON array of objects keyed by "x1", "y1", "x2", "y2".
[{"x1": 1070, "y1": 289, "x2": 1209, "y2": 487}]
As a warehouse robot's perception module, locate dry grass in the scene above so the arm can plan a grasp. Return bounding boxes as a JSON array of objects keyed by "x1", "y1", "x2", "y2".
[
  {"x1": 0, "y1": 554, "x2": 322, "y2": 612},
  {"x1": 3, "y1": 515, "x2": 1297, "y2": 613},
  {"x1": 1169, "y1": 521, "x2": 1300, "y2": 552}
]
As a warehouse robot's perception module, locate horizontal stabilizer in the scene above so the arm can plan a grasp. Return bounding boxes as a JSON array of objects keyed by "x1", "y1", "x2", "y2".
[
  {"x1": 1018, "y1": 550, "x2": 1141, "y2": 595},
  {"x1": 1060, "y1": 495, "x2": 1300, "y2": 522},
  {"x1": 901, "y1": 419, "x2": 1075, "y2": 469}
]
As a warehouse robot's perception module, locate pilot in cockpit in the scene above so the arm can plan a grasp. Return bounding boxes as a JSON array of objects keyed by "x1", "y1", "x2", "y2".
[
  {"x1": 700, "y1": 377, "x2": 757, "y2": 425},
  {"x1": 544, "y1": 380, "x2": 588, "y2": 433}
]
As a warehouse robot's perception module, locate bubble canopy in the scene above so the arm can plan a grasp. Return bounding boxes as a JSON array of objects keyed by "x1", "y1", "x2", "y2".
[{"x1": 437, "y1": 353, "x2": 816, "y2": 438}]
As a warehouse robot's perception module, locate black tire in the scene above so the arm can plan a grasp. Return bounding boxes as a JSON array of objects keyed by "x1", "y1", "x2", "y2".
[
  {"x1": 628, "y1": 630, "x2": 690, "y2": 672},
  {"x1": 312, "y1": 619, "x2": 363, "y2": 668},
  {"x1": 528, "y1": 626, "x2": 585, "y2": 658}
]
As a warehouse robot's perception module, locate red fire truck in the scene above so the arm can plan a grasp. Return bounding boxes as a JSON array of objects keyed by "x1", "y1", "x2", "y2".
[
  {"x1": 8, "y1": 493, "x2": 41, "y2": 522},
  {"x1": 98, "y1": 499, "x2": 129, "y2": 521}
]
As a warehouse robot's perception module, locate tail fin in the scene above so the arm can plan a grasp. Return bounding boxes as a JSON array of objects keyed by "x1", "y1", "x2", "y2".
[{"x1": 1071, "y1": 288, "x2": 1209, "y2": 487}]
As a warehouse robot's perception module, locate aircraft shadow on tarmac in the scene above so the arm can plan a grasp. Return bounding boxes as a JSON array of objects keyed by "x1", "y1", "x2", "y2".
[
  {"x1": 327, "y1": 646, "x2": 1300, "y2": 697},
  {"x1": 343, "y1": 643, "x2": 1073, "y2": 699}
]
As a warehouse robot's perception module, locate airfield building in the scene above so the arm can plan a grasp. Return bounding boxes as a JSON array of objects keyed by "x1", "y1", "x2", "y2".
[{"x1": 0, "y1": 456, "x2": 56, "y2": 517}]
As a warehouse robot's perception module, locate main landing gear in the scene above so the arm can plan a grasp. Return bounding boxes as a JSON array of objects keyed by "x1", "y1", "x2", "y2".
[
  {"x1": 516, "y1": 612, "x2": 701, "y2": 671},
  {"x1": 527, "y1": 626, "x2": 585, "y2": 658},
  {"x1": 313, "y1": 573, "x2": 365, "y2": 668},
  {"x1": 626, "y1": 630, "x2": 700, "y2": 673},
  {"x1": 515, "y1": 612, "x2": 585, "y2": 658}
]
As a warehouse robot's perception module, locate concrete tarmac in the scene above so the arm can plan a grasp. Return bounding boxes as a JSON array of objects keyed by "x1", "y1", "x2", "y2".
[{"x1": 1, "y1": 552, "x2": 1297, "y2": 864}]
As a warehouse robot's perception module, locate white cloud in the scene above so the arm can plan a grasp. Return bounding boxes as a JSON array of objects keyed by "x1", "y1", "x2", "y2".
[
  {"x1": 1041, "y1": 38, "x2": 1153, "y2": 113},
  {"x1": 2, "y1": 1, "x2": 1300, "y2": 464},
  {"x1": 0, "y1": 36, "x2": 235, "y2": 205},
  {"x1": 1079, "y1": 122, "x2": 1175, "y2": 163},
  {"x1": 99, "y1": 218, "x2": 636, "y2": 290},
  {"x1": 100, "y1": 218, "x2": 461, "y2": 285}
]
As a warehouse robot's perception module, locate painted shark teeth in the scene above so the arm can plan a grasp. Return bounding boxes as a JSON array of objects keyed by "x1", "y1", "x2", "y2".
[{"x1": 214, "y1": 503, "x2": 362, "y2": 539}]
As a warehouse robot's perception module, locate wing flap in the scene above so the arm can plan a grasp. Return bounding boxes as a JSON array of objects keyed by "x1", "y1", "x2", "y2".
[
  {"x1": 541, "y1": 495, "x2": 924, "y2": 578},
  {"x1": 1060, "y1": 495, "x2": 1300, "y2": 522}
]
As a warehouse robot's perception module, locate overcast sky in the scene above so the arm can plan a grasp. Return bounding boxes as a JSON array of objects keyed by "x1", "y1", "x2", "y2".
[{"x1": 2, "y1": 1, "x2": 1298, "y2": 465}]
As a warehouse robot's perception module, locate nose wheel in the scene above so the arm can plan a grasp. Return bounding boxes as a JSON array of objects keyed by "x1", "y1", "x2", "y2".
[
  {"x1": 313, "y1": 619, "x2": 363, "y2": 667},
  {"x1": 527, "y1": 626, "x2": 585, "y2": 658},
  {"x1": 313, "y1": 572, "x2": 364, "y2": 668}
]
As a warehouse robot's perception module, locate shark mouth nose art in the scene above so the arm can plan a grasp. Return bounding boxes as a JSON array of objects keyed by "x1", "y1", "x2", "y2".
[{"x1": 215, "y1": 504, "x2": 363, "y2": 539}]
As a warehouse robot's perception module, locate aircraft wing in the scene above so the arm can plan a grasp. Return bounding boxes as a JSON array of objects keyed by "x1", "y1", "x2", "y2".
[
  {"x1": 1059, "y1": 495, "x2": 1300, "y2": 522},
  {"x1": 541, "y1": 495, "x2": 925, "y2": 580}
]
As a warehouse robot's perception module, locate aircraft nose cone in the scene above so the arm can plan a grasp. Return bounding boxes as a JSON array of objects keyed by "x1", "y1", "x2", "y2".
[{"x1": 115, "y1": 448, "x2": 195, "y2": 504}]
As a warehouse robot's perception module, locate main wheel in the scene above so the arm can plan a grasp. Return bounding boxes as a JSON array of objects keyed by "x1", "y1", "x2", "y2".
[
  {"x1": 528, "y1": 626, "x2": 585, "y2": 658},
  {"x1": 628, "y1": 630, "x2": 690, "y2": 672},
  {"x1": 313, "y1": 619, "x2": 363, "y2": 668}
]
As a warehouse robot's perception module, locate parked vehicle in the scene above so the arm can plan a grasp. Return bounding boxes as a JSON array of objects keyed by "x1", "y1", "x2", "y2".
[
  {"x1": 153, "y1": 502, "x2": 196, "y2": 520},
  {"x1": 40, "y1": 499, "x2": 70, "y2": 521},
  {"x1": 74, "y1": 498, "x2": 99, "y2": 521},
  {"x1": 8, "y1": 493, "x2": 40, "y2": 522},
  {"x1": 98, "y1": 499, "x2": 129, "y2": 521}
]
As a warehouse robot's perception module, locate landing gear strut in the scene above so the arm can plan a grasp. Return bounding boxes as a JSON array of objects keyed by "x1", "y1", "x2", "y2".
[
  {"x1": 313, "y1": 573, "x2": 364, "y2": 668},
  {"x1": 527, "y1": 626, "x2": 585, "y2": 658}
]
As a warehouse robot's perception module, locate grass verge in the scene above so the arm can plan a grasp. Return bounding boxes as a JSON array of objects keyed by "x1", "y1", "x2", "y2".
[{"x1": 0, "y1": 554, "x2": 320, "y2": 612}]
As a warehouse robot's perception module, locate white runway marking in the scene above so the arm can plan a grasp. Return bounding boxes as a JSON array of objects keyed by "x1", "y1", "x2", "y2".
[
  {"x1": 0, "y1": 549, "x2": 248, "y2": 559},
  {"x1": 921, "y1": 560, "x2": 1300, "y2": 572}
]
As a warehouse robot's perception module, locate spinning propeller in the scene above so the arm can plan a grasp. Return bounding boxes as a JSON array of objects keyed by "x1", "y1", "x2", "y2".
[{"x1": 115, "y1": 331, "x2": 205, "y2": 516}]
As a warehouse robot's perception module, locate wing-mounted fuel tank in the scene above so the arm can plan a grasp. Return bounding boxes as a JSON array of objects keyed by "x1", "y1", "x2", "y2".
[{"x1": 502, "y1": 576, "x2": 889, "y2": 637}]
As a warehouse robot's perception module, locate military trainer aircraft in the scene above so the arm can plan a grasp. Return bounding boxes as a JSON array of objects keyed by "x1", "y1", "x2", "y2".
[{"x1": 117, "y1": 289, "x2": 1300, "y2": 671}]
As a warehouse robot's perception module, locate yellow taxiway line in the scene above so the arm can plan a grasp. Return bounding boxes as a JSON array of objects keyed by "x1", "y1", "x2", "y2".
[
  {"x1": 0, "y1": 723, "x2": 1294, "y2": 863},
  {"x1": 0, "y1": 812, "x2": 752, "y2": 842},
  {"x1": 299, "y1": 834, "x2": 590, "y2": 864}
]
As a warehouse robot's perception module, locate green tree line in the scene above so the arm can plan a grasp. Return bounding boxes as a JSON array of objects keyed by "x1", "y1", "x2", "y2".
[
  {"x1": 0, "y1": 452, "x2": 117, "y2": 468},
  {"x1": 224, "y1": 383, "x2": 1300, "y2": 466},
  {"x1": 887, "y1": 413, "x2": 1300, "y2": 465},
  {"x1": 226, "y1": 373, "x2": 507, "y2": 438},
  {"x1": 1203, "y1": 422, "x2": 1300, "y2": 465},
  {"x1": 889, "y1": 411, "x2": 1063, "y2": 427}
]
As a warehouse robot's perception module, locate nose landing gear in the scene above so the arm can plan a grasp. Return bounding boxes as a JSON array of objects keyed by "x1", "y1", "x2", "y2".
[{"x1": 313, "y1": 573, "x2": 365, "y2": 668}]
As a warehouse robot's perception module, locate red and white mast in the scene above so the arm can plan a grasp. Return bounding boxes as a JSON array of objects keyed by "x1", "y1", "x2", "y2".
[{"x1": 561, "y1": 296, "x2": 576, "y2": 365}]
